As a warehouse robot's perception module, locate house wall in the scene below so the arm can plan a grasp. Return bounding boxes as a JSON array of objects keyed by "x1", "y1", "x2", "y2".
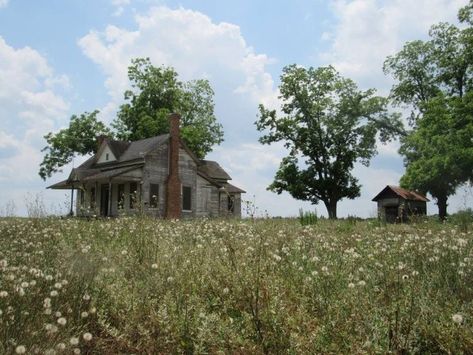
[
  {"x1": 218, "y1": 192, "x2": 242, "y2": 218},
  {"x1": 142, "y1": 143, "x2": 169, "y2": 217},
  {"x1": 376, "y1": 198, "x2": 427, "y2": 222},
  {"x1": 74, "y1": 141, "x2": 242, "y2": 219},
  {"x1": 377, "y1": 198, "x2": 399, "y2": 220},
  {"x1": 178, "y1": 147, "x2": 197, "y2": 218},
  {"x1": 142, "y1": 143, "x2": 197, "y2": 218},
  {"x1": 196, "y1": 175, "x2": 219, "y2": 217}
]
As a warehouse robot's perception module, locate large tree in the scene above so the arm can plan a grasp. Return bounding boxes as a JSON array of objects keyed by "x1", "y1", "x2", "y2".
[
  {"x1": 256, "y1": 65, "x2": 403, "y2": 219},
  {"x1": 384, "y1": 4, "x2": 473, "y2": 219},
  {"x1": 113, "y1": 58, "x2": 223, "y2": 158},
  {"x1": 39, "y1": 58, "x2": 223, "y2": 180}
]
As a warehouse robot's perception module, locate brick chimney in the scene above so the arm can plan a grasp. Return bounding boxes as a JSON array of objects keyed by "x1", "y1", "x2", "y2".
[{"x1": 166, "y1": 113, "x2": 181, "y2": 219}]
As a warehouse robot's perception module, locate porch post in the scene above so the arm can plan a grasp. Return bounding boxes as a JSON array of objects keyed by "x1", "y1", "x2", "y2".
[
  {"x1": 108, "y1": 179, "x2": 112, "y2": 217},
  {"x1": 69, "y1": 186, "x2": 74, "y2": 216}
]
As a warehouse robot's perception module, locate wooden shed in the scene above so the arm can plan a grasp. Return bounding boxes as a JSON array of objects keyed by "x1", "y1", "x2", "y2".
[{"x1": 372, "y1": 185, "x2": 429, "y2": 223}]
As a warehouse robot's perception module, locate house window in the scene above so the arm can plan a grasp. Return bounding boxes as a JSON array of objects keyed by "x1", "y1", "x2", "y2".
[
  {"x1": 149, "y1": 184, "x2": 159, "y2": 208},
  {"x1": 182, "y1": 186, "x2": 192, "y2": 211},
  {"x1": 105, "y1": 153, "x2": 109, "y2": 161},
  {"x1": 227, "y1": 195, "x2": 234, "y2": 213},
  {"x1": 129, "y1": 182, "x2": 138, "y2": 209},
  {"x1": 90, "y1": 187, "x2": 96, "y2": 208},
  {"x1": 117, "y1": 184, "x2": 125, "y2": 209}
]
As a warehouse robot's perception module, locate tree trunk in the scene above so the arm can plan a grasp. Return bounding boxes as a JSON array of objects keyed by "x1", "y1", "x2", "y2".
[
  {"x1": 437, "y1": 195, "x2": 448, "y2": 221},
  {"x1": 324, "y1": 199, "x2": 338, "y2": 219}
]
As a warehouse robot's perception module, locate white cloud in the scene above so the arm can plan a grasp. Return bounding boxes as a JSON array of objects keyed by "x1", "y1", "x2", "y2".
[
  {"x1": 111, "y1": 0, "x2": 130, "y2": 16},
  {"x1": 0, "y1": 37, "x2": 71, "y2": 214},
  {"x1": 321, "y1": 0, "x2": 468, "y2": 91},
  {"x1": 78, "y1": 6, "x2": 278, "y2": 124},
  {"x1": 0, "y1": 0, "x2": 9, "y2": 9}
]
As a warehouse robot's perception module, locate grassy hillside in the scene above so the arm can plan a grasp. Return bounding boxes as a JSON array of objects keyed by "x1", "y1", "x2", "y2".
[{"x1": 0, "y1": 217, "x2": 472, "y2": 354}]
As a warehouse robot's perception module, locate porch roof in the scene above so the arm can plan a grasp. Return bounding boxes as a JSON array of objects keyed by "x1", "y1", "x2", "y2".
[
  {"x1": 82, "y1": 165, "x2": 143, "y2": 182},
  {"x1": 47, "y1": 180, "x2": 79, "y2": 190}
]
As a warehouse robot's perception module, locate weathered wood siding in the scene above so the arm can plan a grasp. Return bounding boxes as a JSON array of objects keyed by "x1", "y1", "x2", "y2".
[
  {"x1": 196, "y1": 175, "x2": 219, "y2": 217},
  {"x1": 142, "y1": 143, "x2": 169, "y2": 217},
  {"x1": 178, "y1": 147, "x2": 197, "y2": 218},
  {"x1": 75, "y1": 140, "x2": 242, "y2": 218}
]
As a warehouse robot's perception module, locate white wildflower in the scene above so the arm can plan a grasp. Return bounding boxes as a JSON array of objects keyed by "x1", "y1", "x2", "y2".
[
  {"x1": 83, "y1": 332, "x2": 93, "y2": 342},
  {"x1": 452, "y1": 314, "x2": 463, "y2": 324},
  {"x1": 15, "y1": 345, "x2": 26, "y2": 354},
  {"x1": 57, "y1": 317, "x2": 67, "y2": 326}
]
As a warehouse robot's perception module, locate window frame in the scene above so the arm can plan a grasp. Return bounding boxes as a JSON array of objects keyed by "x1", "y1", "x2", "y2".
[
  {"x1": 149, "y1": 183, "x2": 159, "y2": 209},
  {"x1": 182, "y1": 185, "x2": 192, "y2": 212}
]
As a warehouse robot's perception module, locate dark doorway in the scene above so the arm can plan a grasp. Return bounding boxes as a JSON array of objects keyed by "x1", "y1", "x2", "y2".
[
  {"x1": 100, "y1": 184, "x2": 110, "y2": 216},
  {"x1": 385, "y1": 206, "x2": 398, "y2": 223}
]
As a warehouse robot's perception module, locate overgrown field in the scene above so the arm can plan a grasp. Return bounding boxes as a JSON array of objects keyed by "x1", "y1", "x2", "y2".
[{"x1": 1, "y1": 217, "x2": 473, "y2": 354}]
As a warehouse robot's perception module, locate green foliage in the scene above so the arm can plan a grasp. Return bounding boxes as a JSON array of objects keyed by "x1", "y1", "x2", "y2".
[
  {"x1": 399, "y1": 94, "x2": 473, "y2": 219},
  {"x1": 39, "y1": 58, "x2": 224, "y2": 179},
  {"x1": 113, "y1": 58, "x2": 223, "y2": 159},
  {"x1": 256, "y1": 65, "x2": 403, "y2": 219},
  {"x1": 1, "y1": 217, "x2": 473, "y2": 353},
  {"x1": 384, "y1": 3, "x2": 473, "y2": 219},
  {"x1": 298, "y1": 208, "x2": 318, "y2": 225},
  {"x1": 39, "y1": 111, "x2": 110, "y2": 180}
]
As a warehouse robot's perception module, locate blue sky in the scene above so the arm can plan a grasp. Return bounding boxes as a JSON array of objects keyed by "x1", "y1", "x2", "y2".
[{"x1": 0, "y1": 0, "x2": 472, "y2": 217}]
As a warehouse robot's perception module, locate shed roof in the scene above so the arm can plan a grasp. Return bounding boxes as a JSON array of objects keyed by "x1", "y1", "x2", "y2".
[{"x1": 372, "y1": 185, "x2": 429, "y2": 202}]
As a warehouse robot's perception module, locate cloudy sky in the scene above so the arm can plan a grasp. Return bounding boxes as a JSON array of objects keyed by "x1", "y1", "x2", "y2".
[{"x1": 0, "y1": 0, "x2": 472, "y2": 217}]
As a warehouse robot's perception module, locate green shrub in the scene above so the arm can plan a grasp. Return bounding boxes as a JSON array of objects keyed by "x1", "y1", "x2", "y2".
[{"x1": 298, "y1": 208, "x2": 318, "y2": 225}]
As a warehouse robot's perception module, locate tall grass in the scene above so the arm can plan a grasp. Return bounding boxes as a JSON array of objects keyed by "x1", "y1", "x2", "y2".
[{"x1": 0, "y1": 217, "x2": 472, "y2": 353}]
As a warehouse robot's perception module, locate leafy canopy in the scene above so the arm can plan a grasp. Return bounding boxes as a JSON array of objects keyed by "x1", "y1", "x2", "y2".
[
  {"x1": 39, "y1": 58, "x2": 223, "y2": 180},
  {"x1": 113, "y1": 58, "x2": 223, "y2": 158},
  {"x1": 39, "y1": 111, "x2": 110, "y2": 180},
  {"x1": 256, "y1": 65, "x2": 403, "y2": 219}
]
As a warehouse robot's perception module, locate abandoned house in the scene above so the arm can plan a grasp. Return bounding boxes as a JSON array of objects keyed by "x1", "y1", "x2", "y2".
[
  {"x1": 47, "y1": 113, "x2": 245, "y2": 218},
  {"x1": 372, "y1": 185, "x2": 429, "y2": 222}
]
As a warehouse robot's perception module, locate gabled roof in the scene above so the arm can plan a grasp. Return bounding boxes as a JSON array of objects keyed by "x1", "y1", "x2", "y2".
[
  {"x1": 118, "y1": 134, "x2": 169, "y2": 162},
  {"x1": 49, "y1": 133, "x2": 246, "y2": 193},
  {"x1": 372, "y1": 185, "x2": 429, "y2": 202},
  {"x1": 198, "y1": 160, "x2": 232, "y2": 181},
  {"x1": 108, "y1": 140, "x2": 130, "y2": 158}
]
